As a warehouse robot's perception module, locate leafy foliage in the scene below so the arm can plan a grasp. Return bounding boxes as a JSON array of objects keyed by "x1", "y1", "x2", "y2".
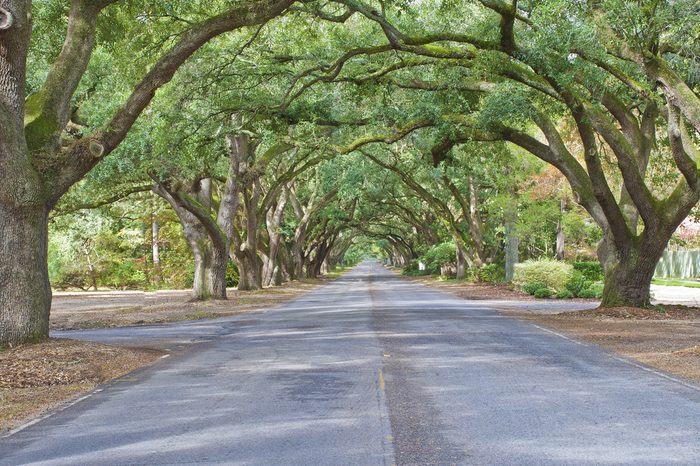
[{"x1": 513, "y1": 259, "x2": 574, "y2": 293}]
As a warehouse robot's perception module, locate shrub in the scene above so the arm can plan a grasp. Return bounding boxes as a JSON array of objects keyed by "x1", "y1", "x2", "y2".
[
  {"x1": 402, "y1": 268, "x2": 428, "y2": 277},
  {"x1": 422, "y1": 242, "x2": 456, "y2": 275},
  {"x1": 578, "y1": 283, "x2": 604, "y2": 299},
  {"x1": 534, "y1": 287, "x2": 553, "y2": 298},
  {"x1": 53, "y1": 269, "x2": 90, "y2": 290},
  {"x1": 513, "y1": 258, "x2": 574, "y2": 293},
  {"x1": 565, "y1": 271, "x2": 592, "y2": 296},
  {"x1": 524, "y1": 282, "x2": 548, "y2": 295},
  {"x1": 403, "y1": 261, "x2": 419, "y2": 274},
  {"x1": 556, "y1": 290, "x2": 575, "y2": 299},
  {"x1": 573, "y1": 261, "x2": 604, "y2": 282},
  {"x1": 402, "y1": 261, "x2": 430, "y2": 276},
  {"x1": 578, "y1": 288, "x2": 600, "y2": 299},
  {"x1": 478, "y1": 263, "x2": 505, "y2": 283},
  {"x1": 103, "y1": 260, "x2": 146, "y2": 290},
  {"x1": 465, "y1": 267, "x2": 479, "y2": 282}
]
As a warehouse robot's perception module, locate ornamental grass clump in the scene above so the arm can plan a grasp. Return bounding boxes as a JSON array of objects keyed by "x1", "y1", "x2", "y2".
[{"x1": 513, "y1": 259, "x2": 574, "y2": 294}]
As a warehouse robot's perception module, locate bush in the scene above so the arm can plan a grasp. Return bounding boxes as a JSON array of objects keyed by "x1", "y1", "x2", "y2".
[
  {"x1": 556, "y1": 290, "x2": 574, "y2": 299},
  {"x1": 403, "y1": 261, "x2": 419, "y2": 274},
  {"x1": 573, "y1": 261, "x2": 604, "y2": 282},
  {"x1": 478, "y1": 263, "x2": 505, "y2": 283},
  {"x1": 534, "y1": 287, "x2": 553, "y2": 298},
  {"x1": 513, "y1": 259, "x2": 574, "y2": 293},
  {"x1": 464, "y1": 267, "x2": 479, "y2": 282},
  {"x1": 422, "y1": 242, "x2": 457, "y2": 275},
  {"x1": 53, "y1": 269, "x2": 90, "y2": 290},
  {"x1": 578, "y1": 283, "x2": 604, "y2": 299},
  {"x1": 402, "y1": 261, "x2": 430, "y2": 276},
  {"x1": 565, "y1": 271, "x2": 592, "y2": 296},
  {"x1": 578, "y1": 289, "x2": 600, "y2": 299},
  {"x1": 103, "y1": 260, "x2": 146, "y2": 290},
  {"x1": 524, "y1": 282, "x2": 549, "y2": 295}
]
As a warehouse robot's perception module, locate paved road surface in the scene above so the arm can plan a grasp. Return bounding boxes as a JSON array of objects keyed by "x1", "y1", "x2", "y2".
[{"x1": 2, "y1": 262, "x2": 699, "y2": 465}]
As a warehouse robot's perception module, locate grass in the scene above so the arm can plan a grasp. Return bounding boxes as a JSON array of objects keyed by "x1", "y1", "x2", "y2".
[{"x1": 652, "y1": 278, "x2": 700, "y2": 289}]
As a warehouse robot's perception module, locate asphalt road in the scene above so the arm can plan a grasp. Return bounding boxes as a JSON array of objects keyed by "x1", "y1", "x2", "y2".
[{"x1": 2, "y1": 262, "x2": 699, "y2": 465}]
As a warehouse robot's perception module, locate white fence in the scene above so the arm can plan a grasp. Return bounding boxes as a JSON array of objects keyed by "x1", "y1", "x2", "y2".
[{"x1": 655, "y1": 250, "x2": 700, "y2": 279}]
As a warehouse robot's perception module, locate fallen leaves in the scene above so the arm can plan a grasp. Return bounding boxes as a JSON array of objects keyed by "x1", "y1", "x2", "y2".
[{"x1": 0, "y1": 339, "x2": 163, "y2": 431}]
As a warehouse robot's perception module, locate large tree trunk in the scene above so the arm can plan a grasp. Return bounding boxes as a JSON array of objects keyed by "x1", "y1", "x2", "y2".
[
  {"x1": 154, "y1": 183, "x2": 228, "y2": 301},
  {"x1": 235, "y1": 248, "x2": 261, "y2": 291},
  {"x1": 467, "y1": 175, "x2": 487, "y2": 266},
  {"x1": 235, "y1": 207, "x2": 262, "y2": 290},
  {"x1": 0, "y1": 2, "x2": 49, "y2": 345},
  {"x1": 598, "y1": 234, "x2": 666, "y2": 308},
  {"x1": 0, "y1": 204, "x2": 51, "y2": 345},
  {"x1": 308, "y1": 239, "x2": 333, "y2": 278},
  {"x1": 187, "y1": 233, "x2": 228, "y2": 301},
  {"x1": 189, "y1": 235, "x2": 228, "y2": 301}
]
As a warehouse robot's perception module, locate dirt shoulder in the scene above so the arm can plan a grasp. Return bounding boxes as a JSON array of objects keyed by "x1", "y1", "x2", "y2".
[
  {"x1": 513, "y1": 306, "x2": 700, "y2": 383},
  {"x1": 51, "y1": 275, "x2": 342, "y2": 330},
  {"x1": 407, "y1": 274, "x2": 700, "y2": 384},
  {"x1": 0, "y1": 339, "x2": 164, "y2": 433}
]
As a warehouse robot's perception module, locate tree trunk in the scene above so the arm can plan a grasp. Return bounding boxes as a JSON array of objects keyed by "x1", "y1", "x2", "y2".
[
  {"x1": 290, "y1": 244, "x2": 304, "y2": 280},
  {"x1": 235, "y1": 248, "x2": 261, "y2": 291},
  {"x1": 556, "y1": 198, "x2": 566, "y2": 261},
  {"x1": 504, "y1": 209, "x2": 519, "y2": 282},
  {"x1": 154, "y1": 185, "x2": 228, "y2": 301},
  {"x1": 0, "y1": 3, "x2": 47, "y2": 345},
  {"x1": 151, "y1": 216, "x2": 161, "y2": 285},
  {"x1": 0, "y1": 204, "x2": 51, "y2": 345},
  {"x1": 262, "y1": 190, "x2": 287, "y2": 287},
  {"x1": 598, "y1": 235, "x2": 666, "y2": 308},
  {"x1": 455, "y1": 241, "x2": 467, "y2": 280},
  {"x1": 467, "y1": 175, "x2": 487, "y2": 266},
  {"x1": 278, "y1": 245, "x2": 292, "y2": 283},
  {"x1": 189, "y1": 237, "x2": 228, "y2": 301}
]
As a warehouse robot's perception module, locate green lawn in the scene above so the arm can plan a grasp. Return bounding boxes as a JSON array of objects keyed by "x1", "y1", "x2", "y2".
[{"x1": 652, "y1": 279, "x2": 700, "y2": 289}]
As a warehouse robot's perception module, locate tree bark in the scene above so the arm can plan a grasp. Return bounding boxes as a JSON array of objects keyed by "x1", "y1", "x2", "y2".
[
  {"x1": 504, "y1": 203, "x2": 519, "y2": 282},
  {"x1": 235, "y1": 249, "x2": 261, "y2": 290},
  {"x1": 234, "y1": 180, "x2": 262, "y2": 291},
  {"x1": 262, "y1": 190, "x2": 287, "y2": 286},
  {"x1": 154, "y1": 182, "x2": 228, "y2": 301},
  {"x1": 598, "y1": 235, "x2": 666, "y2": 308},
  {"x1": 182, "y1": 217, "x2": 227, "y2": 301},
  {"x1": 190, "y1": 236, "x2": 228, "y2": 301},
  {"x1": 455, "y1": 240, "x2": 468, "y2": 280},
  {"x1": 151, "y1": 216, "x2": 161, "y2": 285},
  {"x1": 0, "y1": 1, "x2": 50, "y2": 345},
  {"x1": 555, "y1": 197, "x2": 566, "y2": 261},
  {"x1": 0, "y1": 203, "x2": 51, "y2": 345}
]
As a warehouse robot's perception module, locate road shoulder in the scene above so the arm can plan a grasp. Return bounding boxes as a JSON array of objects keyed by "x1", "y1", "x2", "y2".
[
  {"x1": 396, "y1": 271, "x2": 700, "y2": 386},
  {"x1": 0, "y1": 339, "x2": 165, "y2": 433}
]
